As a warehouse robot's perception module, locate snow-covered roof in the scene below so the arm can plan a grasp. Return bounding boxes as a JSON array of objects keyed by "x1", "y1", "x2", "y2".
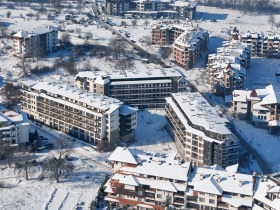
[
  {"x1": 232, "y1": 85, "x2": 280, "y2": 108},
  {"x1": 22, "y1": 81, "x2": 127, "y2": 113},
  {"x1": 75, "y1": 68, "x2": 183, "y2": 82},
  {"x1": 13, "y1": 25, "x2": 57, "y2": 39},
  {"x1": 254, "y1": 175, "x2": 280, "y2": 210},
  {"x1": 189, "y1": 166, "x2": 254, "y2": 196},
  {"x1": 109, "y1": 147, "x2": 191, "y2": 182},
  {"x1": 0, "y1": 110, "x2": 29, "y2": 125},
  {"x1": 170, "y1": 92, "x2": 231, "y2": 135},
  {"x1": 120, "y1": 105, "x2": 138, "y2": 116}
]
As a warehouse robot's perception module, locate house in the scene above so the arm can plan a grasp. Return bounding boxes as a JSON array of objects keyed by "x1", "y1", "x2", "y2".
[{"x1": 231, "y1": 85, "x2": 280, "y2": 133}]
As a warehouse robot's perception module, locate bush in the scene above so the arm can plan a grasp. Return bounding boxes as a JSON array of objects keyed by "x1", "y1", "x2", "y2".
[{"x1": 30, "y1": 66, "x2": 52, "y2": 75}]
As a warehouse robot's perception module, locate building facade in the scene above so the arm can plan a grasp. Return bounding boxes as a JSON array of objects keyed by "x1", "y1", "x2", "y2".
[
  {"x1": 0, "y1": 110, "x2": 29, "y2": 145},
  {"x1": 20, "y1": 81, "x2": 138, "y2": 146},
  {"x1": 165, "y1": 92, "x2": 239, "y2": 167},
  {"x1": 230, "y1": 27, "x2": 280, "y2": 58},
  {"x1": 106, "y1": 0, "x2": 197, "y2": 19},
  {"x1": 207, "y1": 41, "x2": 251, "y2": 95},
  {"x1": 231, "y1": 85, "x2": 280, "y2": 133},
  {"x1": 12, "y1": 25, "x2": 58, "y2": 58},
  {"x1": 75, "y1": 68, "x2": 189, "y2": 108},
  {"x1": 105, "y1": 147, "x2": 255, "y2": 210},
  {"x1": 173, "y1": 25, "x2": 209, "y2": 69}
]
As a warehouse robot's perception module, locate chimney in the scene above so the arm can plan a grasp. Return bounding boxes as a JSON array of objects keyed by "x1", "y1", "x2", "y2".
[
  {"x1": 217, "y1": 176, "x2": 221, "y2": 183},
  {"x1": 200, "y1": 173, "x2": 204, "y2": 180},
  {"x1": 266, "y1": 184, "x2": 270, "y2": 191},
  {"x1": 239, "y1": 179, "x2": 243, "y2": 187},
  {"x1": 264, "y1": 176, "x2": 268, "y2": 182}
]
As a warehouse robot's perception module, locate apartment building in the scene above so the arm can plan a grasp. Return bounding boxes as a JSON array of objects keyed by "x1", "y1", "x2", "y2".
[
  {"x1": 104, "y1": 147, "x2": 255, "y2": 210},
  {"x1": 254, "y1": 173, "x2": 280, "y2": 210},
  {"x1": 187, "y1": 165, "x2": 255, "y2": 210},
  {"x1": 105, "y1": 146, "x2": 192, "y2": 209},
  {"x1": 173, "y1": 25, "x2": 209, "y2": 69},
  {"x1": 152, "y1": 25, "x2": 171, "y2": 46},
  {"x1": 106, "y1": 0, "x2": 197, "y2": 19},
  {"x1": 230, "y1": 27, "x2": 280, "y2": 58},
  {"x1": 165, "y1": 92, "x2": 239, "y2": 167},
  {"x1": 20, "y1": 81, "x2": 138, "y2": 146},
  {"x1": 207, "y1": 41, "x2": 251, "y2": 95},
  {"x1": 231, "y1": 85, "x2": 280, "y2": 133},
  {"x1": 0, "y1": 110, "x2": 29, "y2": 145},
  {"x1": 75, "y1": 68, "x2": 189, "y2": 108},
  {"x1": 12, "y1": 25, "x2": 58, "y2": 58}
]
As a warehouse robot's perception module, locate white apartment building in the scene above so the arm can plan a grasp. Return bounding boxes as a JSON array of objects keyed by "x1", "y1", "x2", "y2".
[
  {"x1": 231, "y1": 85, "x2": 280, "y2": 133},
  {"x1": 105, "y1": 147, "x2": 256, "y2": 210},
  {"x1": 0, "y1": 110, "x2": 29, "y2": 145},
  {"x1": 20, "y1": 81, "x2": 138, "y2": 146},
  {"x1": 12, "y1": 25, "x2": 58, "y2": 58},
  {"x1": 165, "y1": 92, "x2": 239, "y2": 167},
  {"x1": 75, "y1": 68, "x2": 188, "y2": 108}
]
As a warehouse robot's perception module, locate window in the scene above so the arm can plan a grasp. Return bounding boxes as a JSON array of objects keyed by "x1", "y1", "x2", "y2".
[
  {"x1": 157, "y1": 194, "x2": 162, "y2": 199},
  {"x1": 138, "y1": 190, "x2": 142, "y2": 195},
  {"x1": 199, "y1": 192, "x2": 205, "y2": 195},
  {"x1": 199, "y1": 198, "x2": 205, "y2": 202},
  {"x1": 209, "y1": 193, "x2": 215, "y2": 197},
  {"x1": 209, "y1": 199, "x2": 215, "y2": 204}
]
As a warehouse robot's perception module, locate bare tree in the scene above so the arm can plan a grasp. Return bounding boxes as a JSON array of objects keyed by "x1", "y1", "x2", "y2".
[
  {"x1": 14, "y1": 147, "x2": 33, "y2": 181},
  {"x1": 71, "y1": 45, "x2": 84, "y2": 59},
  {"x1": 115, "y1": 57, "x2": 135, "y2": 70},
  {"x1": 0, "y1": 22, "x2": 8, "y2": 38},
  {"x1": 17, "y1": 56, "x2": 31, "y2": 76},
  {"x1": 35, "y1": 12, "x2": 40, "y2": 21},
  {"x1": 83, "y1": 60, "x2": 93, "y2": 71},
  {"x1": 60, "y1": 33, "x2": 72, "y2": 47},
  {"x1": 109, "y1": 36, "x2": 128, "y2": 59},
  {"x1": 63, "y1": 55, "x2": 76, "y2": 74},
  {"x1": 42, "y1": 139, "x2": 74, "y2": 183},
  {"x1": 131, "y1": 19, "x2": 138, "y2": 27},
  {"x1": 141, "y1": 35, "x2": 152, "y2": 45},
  {"x1": 268, "y1": 14, "x2": 276, "y2": 29},
  {"x1": 0, "y1": 83, "x2": 22, "y2": 108},
  {"x1": 120, "y1": 20, "x2": 127, "y2": 27},
  {"x1": 0, "y1": 141, "x2": 16, "y2": 167},
  {"x1": 276, "y1": 22, "x2": 280, "y2": 31},
  {"x1": 84, "y1": 32, "x2": 93, "y2": 40},
  {"x1": 6, "y1": 11, "x2": 11, "y2": 18},
  {"x1": 144, "y1": 19, "x2": 150, "y2": 26}
]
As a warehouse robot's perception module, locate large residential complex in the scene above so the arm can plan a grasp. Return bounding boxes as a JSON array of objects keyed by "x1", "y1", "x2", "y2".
[
  {"x1": 152, "y1": 24, "x2": 209, "y2": 69},
  {"x1": 12, "y1": 25, "x2": 58, "y2": 58},
  {"x1": 20, "y1": 81, "x2": 138, "y2": 146},
  {"x1": 230, "y1": 27, "x2": 280, "y2": 58},
  {"x1": 106, "y1": 0, "x2": 197, "y2": 19},
  {"x1": 104, "y1": 146, "x2": 256, "y2": 210},
  {"x1": 231, "y1": 85, "x2": 280, "y2": 134},
  {"x1": 207, "y1": 40, "x2": 251, "y2": 95},
  {"x1": 165, "y1": 92, "x2": 239, "y2": 167},
  {"x1": 0, "y1": 110, "x2": 29, "y2": 145},
  {"x1": 75, "y1": 68, "x2": 188, "y2": 108}
]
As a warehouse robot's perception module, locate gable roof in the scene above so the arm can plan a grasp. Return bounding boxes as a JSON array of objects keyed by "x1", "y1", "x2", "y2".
[
  {"x1": 108, "y1": 147, "x2": 138, "y2": 165},
  {"x1": 194, "y1": 176, "x2": 223, "y2": 195}
]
